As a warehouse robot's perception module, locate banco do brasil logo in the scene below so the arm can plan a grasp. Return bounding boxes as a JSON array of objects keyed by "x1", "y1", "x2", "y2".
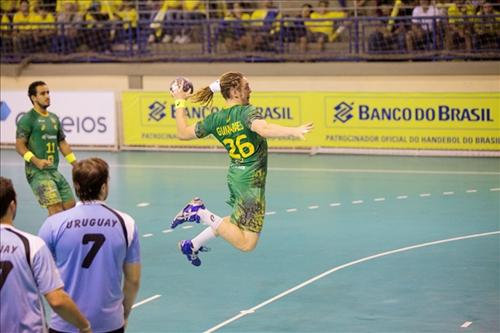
[
  {"x1": 333, "y1": 101, "x2": 354, "y2": 123},
  {"x1": 148, "y1": 101, "x2": 166, "y2": 121}
]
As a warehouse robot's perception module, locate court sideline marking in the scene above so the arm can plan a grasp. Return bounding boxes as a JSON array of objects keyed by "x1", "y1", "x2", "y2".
[
  {"x1": 141, "y1": 187, "x2": 497, "y2": 238},
  {"x1": 2, "y1": 162, "x2": 500, "y2": 176},
  {"x1": 132, "y1": 294, "x2": 161, "y2": 309},
  {"x1": 203, "y1": 231, "x2": 500, "y2": 333}
]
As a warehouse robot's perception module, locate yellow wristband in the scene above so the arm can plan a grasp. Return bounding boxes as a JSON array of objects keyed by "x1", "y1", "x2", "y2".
[
  {"x1": 65, "y1": 152, "x2": 77, "y2": 164},
  {"x1": 174, "y1": 99, "x2": 187, "y2": 109},
  {"x1": 23, "y1": 151, "x2": 34, "y2": 162}
]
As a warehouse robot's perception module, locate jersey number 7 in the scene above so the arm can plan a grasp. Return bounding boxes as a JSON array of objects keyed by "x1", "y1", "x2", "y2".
[
  {"x1": 81, "y1": 234, "x2": 106, "y2": 268},
  {"x1": 0, "y1": 261, "x2": 13, "y2": 290}
]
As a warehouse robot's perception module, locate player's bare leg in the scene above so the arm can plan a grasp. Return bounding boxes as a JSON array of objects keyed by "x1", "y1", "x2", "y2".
[{"x1": 215, "y1": 217, "x2": 259, "y2": 252}]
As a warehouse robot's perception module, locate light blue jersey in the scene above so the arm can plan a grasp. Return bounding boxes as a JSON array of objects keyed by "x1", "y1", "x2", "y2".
[
  {"x1": 0, "y1": 224, "x2": 63, "y2": 333},
  {"x1": 38, "y1": 201, "x2": 141, "y2": 333}
]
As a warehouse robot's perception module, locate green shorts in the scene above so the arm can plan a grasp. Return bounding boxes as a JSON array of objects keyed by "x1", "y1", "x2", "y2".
[
  {"x1": 27, "y1": 169, "x2": 74, "y2": 208},
  {"x1": 227, "y1": 167, "x2": 266, "y2": 233}
]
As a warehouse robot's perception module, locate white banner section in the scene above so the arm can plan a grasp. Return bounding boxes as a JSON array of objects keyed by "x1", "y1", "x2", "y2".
[{"x1": 0, "y1": 91, "x2": 116, "y2": 146}]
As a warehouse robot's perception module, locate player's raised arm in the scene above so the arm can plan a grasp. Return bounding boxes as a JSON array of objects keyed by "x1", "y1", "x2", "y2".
[
  {"x1": 170, "y1": 77, "x2": 197, "y2": 140},
  {"x1": 251, "y1": 119, "x2": 314, "y2": 139}
]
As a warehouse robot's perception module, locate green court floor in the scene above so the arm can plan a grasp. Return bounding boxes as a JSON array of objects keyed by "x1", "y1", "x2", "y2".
[{"x1": 1, "y1": 149, "x2": 499, "y2": 333}]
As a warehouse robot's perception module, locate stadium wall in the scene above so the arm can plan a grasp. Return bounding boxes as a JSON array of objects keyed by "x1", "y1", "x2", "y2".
[{"x1": 1, "y1": 62, "x2": 498, "y2": 92}]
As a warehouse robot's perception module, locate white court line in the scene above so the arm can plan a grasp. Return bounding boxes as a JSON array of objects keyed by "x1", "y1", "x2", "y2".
[
  {"x1": 265, "y1": 211, "x2": 276, "y2": 215},
  {"x1": 286, "y1": 208, "x2": 297, "y2": 213},
  {"x1": 419, "y1": 193, "x2": 431, "y2": 197},
  {"x1": 491, "y1": 188, "x2": 500, "y2": 192},
  {"x1": 352, "y1": 200, "x2": 363, "y2": 204},
  {"x1": 203, "y1": 231, "x2": 500, "y2": 333},
  {"x1": 443, "y1": 192, "x2": 455, "y2": 195},
  {"x1": 132, "y1": 295, "x2": 161, "y2": 309},
  {"x1": 142, "y1": 233, "x2": 153, "y2": 238},
  {"x1": 136, "y1": 202, "x2": 150, "y2": 207},
  {"x1": 374, "y1": 198, "x2": 385, "y2": 202},
  {"x1": 329, "y1": 203, "x2": 341, "y2": 207},
  {"x1": 396, "y1": 195, "x2": 408, "y2": 199},
  {"x1": 182, "y1": 225, "x2": 193, "y2": 229},
  {"x1": 460, "y1": 321, "x2": 472, "y2": 328},
  {"x1": 308, "y1": 205, "x2": 319, "y2": 209},
  {"x1": 5, "y1": 162, "x2": 497, "y2": 176},
  {"x1": 466, "y1": 189, "x2": 477, "y2": 193},
  {"x1": 162, "y1": 229, "x2": 173, "y2": 233}
]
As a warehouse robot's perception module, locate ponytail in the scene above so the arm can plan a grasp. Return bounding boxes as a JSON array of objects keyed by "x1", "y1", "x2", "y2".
[
  {"x1": 190, "y1": 72, "x2": 244, "y2": 107},
  {"x1": 190, "y1": 86, "x2": 214, "y2": 107}
]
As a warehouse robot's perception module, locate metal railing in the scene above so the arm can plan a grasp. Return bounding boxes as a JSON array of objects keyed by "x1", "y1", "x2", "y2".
[{"x1": 1, "y1": 15, "x2": 498, "y2": 63}]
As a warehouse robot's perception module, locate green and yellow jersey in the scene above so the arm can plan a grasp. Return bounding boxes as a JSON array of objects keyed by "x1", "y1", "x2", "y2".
[
  {"x1": 16, "y1": 108, "x2": 65, "y2": 173},
  {"x1": 195, "y1": 104, "x2": 268, "y2": 185}
]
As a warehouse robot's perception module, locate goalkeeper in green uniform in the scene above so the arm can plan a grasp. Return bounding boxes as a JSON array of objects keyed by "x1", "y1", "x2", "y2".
[
  {"x1": 170, "y1": 72, "x2": 313, "y2": 266},
  {"x1": 15, "y1": 81, "x2": 77, "y2": 216}
]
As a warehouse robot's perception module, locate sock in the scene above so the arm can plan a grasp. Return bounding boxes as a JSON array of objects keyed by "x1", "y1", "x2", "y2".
[
  {"x1": 192, "y1": 227, "x2": 216, "y2": 251},
  {"x1": 198, "y1": 208, "x2": 223, "y2": 231}
]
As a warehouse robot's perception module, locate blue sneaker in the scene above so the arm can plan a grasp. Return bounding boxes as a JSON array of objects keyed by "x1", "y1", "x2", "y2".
[
  {"x1": 171, "y1": 197, "x2": 205, "y2": 229},
  {"x1": 178, "y1": 240, "x2": 210, "y2": 267}
]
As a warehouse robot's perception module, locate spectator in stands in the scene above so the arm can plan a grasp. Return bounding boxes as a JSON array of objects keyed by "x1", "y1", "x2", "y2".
[
  {"x1": 32, "y1": 3, "x2": 56, "y2": 52},
  {"x1": 368, "y1": 3, "x2": 407, "y2": 53},
  {"x1": 352, "y1": 0, "x2": 377, "y2": 17},
  {"x1": 219, "y1": 2, "x2": 250, "y2": 52},
  {"x1": 1, "y1": 13, "x2": 13, "y2": 54},
  {"x1": 473, "y1": 1, "x2": 499, "y2": 50},
  {"x1": 306, "y1": 0, "x2": 346, "y2": 52},
  {"x1": 405, "y1": 0, "x2": 441, "y2": 52},
  {"x1": 445, "y1": 0, "x2": 475, "y2": 51},
  {"x1": 12, "y1": 0, "x2": 35, "y2": 53},
  {"x1": 295, "y1": 3, "x2": 313, "y2": 52},
  {"x1": 115, "y1": 0, "x2": 138, "y2": 43},
  {"x1": 180, "y1": 0, "x2": 207, "y2": 43},
  {"x1": 55, "y1": 1, "x2": 82, "y2": 53},
  {"x1": 55, "y1": 0, "x2": 96, "y2": 17},
  {"x1": 242, "y1": 0, "x2": 281, "y2": 51},
  {"x1": 82, "y1": 1, "x2": 111, "y2": 52},
  {"x1": 210, "y1": 0, "x2": 229, "y2": 19},
  {"x1": 147, "y1": 0, "x2": 183, "y2": 44},
  {"x1": 435, "y1": 0, "x2": 452, "y2": 17},
  {"x1": 280, "y1": 3, "x2": 313, "y2": 52},
  {"x1": 1, "y1": 0, "x2": 17, "y2": 16}
]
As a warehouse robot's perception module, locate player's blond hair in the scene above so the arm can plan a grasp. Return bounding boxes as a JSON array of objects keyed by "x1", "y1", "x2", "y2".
[{"x1": 190, "y1": 72, "x2": 244, "y2": 107}]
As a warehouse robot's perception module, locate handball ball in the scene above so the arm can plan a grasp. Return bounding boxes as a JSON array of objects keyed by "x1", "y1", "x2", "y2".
[{"x1": 170, "y1": 77, "x2": 194, "y2": 94}]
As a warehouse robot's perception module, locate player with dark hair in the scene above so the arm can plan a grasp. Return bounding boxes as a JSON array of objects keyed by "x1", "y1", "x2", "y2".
[
  {"x1": 39, "y1": 158, "x2": 141, "y2": 333},
  {"x1": 16, "y1": 81, "x2": 78, "y2": 216},
  {"x1": 170, "y1": 72, "x2": 313, "y2": 266},
  {"x1": 0, "y1": 176, "x2": 91, "y2": 333}
]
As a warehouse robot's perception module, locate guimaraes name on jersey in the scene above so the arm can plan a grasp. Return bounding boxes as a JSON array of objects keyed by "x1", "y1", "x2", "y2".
[
  {"x1": 216, "y1": 121, "x2": 244, "y2": 136},
  {"x1": 66, "y1": 218, "x2": 120, "y2": 229}
]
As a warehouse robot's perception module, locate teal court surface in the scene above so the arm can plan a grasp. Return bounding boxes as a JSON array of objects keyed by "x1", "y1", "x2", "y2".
[{"x1": 1, "y1": 149, "x2": 499, "y2": 333}]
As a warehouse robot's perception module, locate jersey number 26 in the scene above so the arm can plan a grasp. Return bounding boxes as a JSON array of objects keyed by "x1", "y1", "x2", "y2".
[{"x1": 223, "y1": 134, "x2": 255, "y2": 159}]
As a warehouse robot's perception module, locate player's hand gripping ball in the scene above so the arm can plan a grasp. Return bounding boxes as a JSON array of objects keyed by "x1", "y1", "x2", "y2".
[{"x1": 170, "y1": 77, "x2": 194, "y2": 94}]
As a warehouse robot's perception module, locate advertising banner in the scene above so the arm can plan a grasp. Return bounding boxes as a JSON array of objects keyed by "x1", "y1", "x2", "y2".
[
  {"x1": 122, "y1": 92, "x2": 499, "y2": 151},
  {"x1": 1, "y1": 91, "x2": 116, "y2": 146}
]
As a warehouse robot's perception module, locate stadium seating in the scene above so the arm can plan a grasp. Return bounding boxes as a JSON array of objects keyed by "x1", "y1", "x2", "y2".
[{"x1": 0, "y1": 1, "x2": 498, "y2": 63}]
